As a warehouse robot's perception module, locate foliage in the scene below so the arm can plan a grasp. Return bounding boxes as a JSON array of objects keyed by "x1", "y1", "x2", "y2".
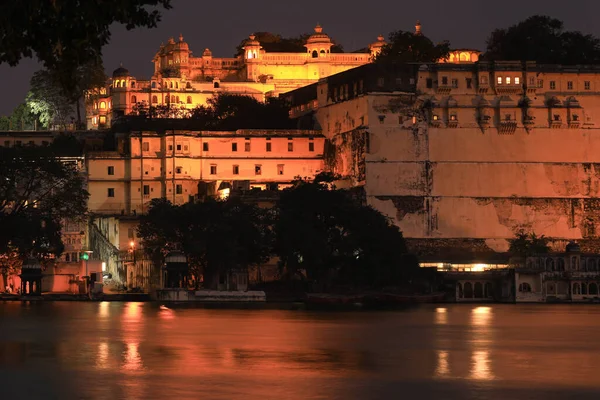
[
  {"x1": 508, "y1": 230, "x2": 551, "y2": 257},
  {"x1": 129, "y1": 94, "x2": 295, "y2": 130},
  {"x1": 235, "y1": 32, "x2": 343, "y2": 56},
  {"x1": 27, "y1": 70, "x2": 75, "y2": 129},
  {"x1": 0, "y1": 0, "x2": 172, "y2": 97},
  {"x1": 483, "y1": 15, "x2": 600, "y2": 64},
  {"x1": 375, "y1": 30, "x2": 450, "y2": 64},
  {"x1": 138, "y1": 198, "x2": 271, "y2": 288},
  {"x1": 0, "y1": 142, "x2": 89, "y2": 260},
  {"x1": 0, "y1": 103, "x2": 41, "y2": 131},
  {"x1": 273, "y1": 172, "x2": 418, "y2": 288}
]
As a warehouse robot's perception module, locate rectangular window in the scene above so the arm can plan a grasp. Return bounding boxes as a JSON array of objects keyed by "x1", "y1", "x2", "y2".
[
  {"x1": 232, "y1": 142, "x2": 237, "y2": 152},
  {"x1": 288, "y1": 142, "x2": 293, "y2": 152},
  {"x1": 107, "y1": 188, "x2": 115, "y2": 197},
  {"x1": 255, "y1": 165, "x2": 262, "y2": 175},
  {"x1": 497, "y1": 76, "x2": 502, "y2": 85},
  {"x1": 451, "y1": 79, "x2": 458, "y2": 88},
  {"x1": 480, "y1": 75, "x2": 488, "y2": 85},
  {"x1": 244, "y1": 142, "x2": 251, "y2": 152},
  {"x1": 537, "y1": 79, "x2": 543, "y2": 88},
  {"x1": 203, "y1": 142, "x2": 209, "y2": 151},
  {"x1": 176, "y1": 184, "x2": 182, "y2": 194},
  {"x1": 168, "y1": 144, "x2": 173, "y2": 151},
  {"x1": 567, "y1": 81, "x2": 573, "y2": 90},
  {"x1": 277, "y1": 164, "x2": 284, "y2": 175},
  {"x1": 466, "y1": 78, "x2": 472, "y2": 89},
  {"x1": 505, "y1": 77, "x2": 511, "y2": 84},
  {"x1": 529, "y1": 77, "x2": 535, "y2": 86},
  {"x1": 210, "y1": 165, "x2": 217, "y2": 175},
  {"x1": 176, "y1": 166, "x2": 182, "y2": 174},
  {"x1": 107, "y1": 166, "x2": 114, "y2": 175},
  {"x1": 143, "y1": 185, "x2": 150, "y2": 195},
  {"x1": 585, "y1": 81, "x2": 591, "y2": 90},
  {"x1": 441, "y1": 76, "x2": 448, "y2": 85},
  {"x1": 550, "y1": 81, "x2": 556, "y2": 90},
  {"x1": 142, "y1": 142, "x2": 149, "y2": 151},
  {"x1": 309, "y1": 142, "x2": 315, "y2": 152},
  {"x1": 515, "y1": 77, "x2": 520, "y2": 85},
  {"x1": 99, "y1": 116, "x2": 106, "y2": 124},
  {"x1": 233, "y1": 165, "x2": 239, "y2": 175},
  {"x1": 176, "y1": 144, "x2": 182, "y2": 151},
  {"x1": 426, "y1": 78, "x2": 433, "y2": 88},
  {"x1": 266, "y1": 142, "x2": 272, "y2": 152}
]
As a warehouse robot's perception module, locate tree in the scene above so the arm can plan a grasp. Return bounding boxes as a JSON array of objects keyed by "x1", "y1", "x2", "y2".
[
  {"x1": 484, "y1": 15, "x2": 600, "y2": 64},
  {"x1": 0, "y1": 1, "x2": 172, "y2": 97},
  {"x1": 0, "y1": 140, "x2": 89, "y2": 263},
  {"x1": 27, "y1": 70, "x2": 74, "y2": 129},
  {"x1": 508, "y1": 230, "x2": 551, "y2": 257},
  {"x1": 375, "y1": 30, "x2": 450, "y2": 64},
  {"x1": 274, "y1": 173, "x2": 418, "y2": 289},
  {"x1": 138, "y1": 198, "x2": 271, "y2": 289},
  {"x1": 2, "y1": 103, "x2": 40, "y2": 131}
]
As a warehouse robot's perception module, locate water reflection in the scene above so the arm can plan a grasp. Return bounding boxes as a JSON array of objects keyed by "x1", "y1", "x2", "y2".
[
  {"x1": 123, "y1": 342, "x2": 143, "y2": 372},
  {"x1": 435, "y1": 307, "x2": 448, "y2": 325},
  {"x1": 471, "y1": 350, "x2": 493, "y2": 380},
  {"x1": 469, "y1": 306, "x2": 494, "y2": 381},
  {"x1": 96, "y1": 342, "x2": 109, "y2": 370},
  {"x1": 435, "y1": 350, "x2": 450, "y2": 378}
]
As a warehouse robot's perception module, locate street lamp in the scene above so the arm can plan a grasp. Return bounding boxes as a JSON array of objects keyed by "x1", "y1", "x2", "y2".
[{"x1": 81, "y1": 250, "x2": 93, "y2": 293}]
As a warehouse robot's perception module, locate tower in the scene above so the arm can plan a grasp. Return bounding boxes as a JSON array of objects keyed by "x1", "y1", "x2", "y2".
[{"x1": 305, "y1": 24, "x2": 333, "y2": 60}]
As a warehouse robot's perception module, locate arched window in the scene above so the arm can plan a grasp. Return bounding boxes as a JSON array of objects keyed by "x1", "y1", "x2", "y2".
[
  {"x1": 151, "y1": 82, "x2": 156, "y2": 88},
  {"x1": 94, "y1": 102, "x2": 98, "y2": 109},
  {"x1": 176, "y1": 96, "x2": 180, "y2": 103},
  {"x1": 214, "y1": 81, "x2": 220, "y2": 89},
  {"x1": 582, "y1": 283, "x2": 588, "y2": 295},
  {"x1": 557, "y1": 258, "x2": 565, "y2": 271},
  {"x1": 546, "y1": 258, "x2": 555, "y2": 271},
  {"x1": 519, "y1": 282, "x2": 532, "y2": 292},
  {"x1": 589, "y1": 283, "x2": 598, "y2": 295},
  {"x1": 484, "y1": 282, "x2": 493, "y2": 298},
  {"x1": 312, "y1": 50, "x2": 318, "y2": 58},
  {"x1": 115, "y1": 81, "x2": 121, "y2": 88},
  {"x1": 247, "y1": 51, "x2": 253, "y2": 59},
  {"x1": 463, "y1": 282, "x2": 473, "y2": 298},
  {"x1": 457, "y1": 282, "x2": 463, "y2": 298},
  {"x1": 573, "y1": 283, "x2": 581, "y2": 295},
  {"x1": 253, "y1": 51, "x2": 257, "y2": 59},
  {"x1": 131, "y1": 95, "x2": 137, "y2": 103},
  {"x1": 175, "y1": 82, "x2": 179, "y2": 89},
  {"x1": 152, "y1": 95, "x2": 158, "y2": 103},
  {"x1": 320, "y1": 49, "x2": 325, "y2": 55},
  {"x1": 131, "y1": 81, "x2": 136, "y2": 88},
  {"x1": 100, "y1": 101, "x2": 106, "y2": 109},
  {"x1": 474, "y1": 282, "x2": 483, "y2": 298},
  {"x1": 186, "y1": 82, "x2": 192, "y2": 89},
  {"x1": 186, "y1": 96, "x2": 192, "y2": 104},
  {"x1": 170, "y1": 81, "x2": 173, "y2": 89},
  {"x1": 121, "y1": 80, "x2": 126, "y2": 87},
  {"x1": 166, "y1": 96, "x2": 170, "y2": 103},
  {"x1": 171, "y1": 95, "x2": 175, "y2": 103}
]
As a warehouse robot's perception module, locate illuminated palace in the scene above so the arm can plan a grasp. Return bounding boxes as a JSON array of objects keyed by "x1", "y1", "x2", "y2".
[
  {"x1": 86, "y1": 24, "x2": 386, "y2": 129},
  {"x1": 285, "y1": 54, "x2": 600, "y2": 302}
]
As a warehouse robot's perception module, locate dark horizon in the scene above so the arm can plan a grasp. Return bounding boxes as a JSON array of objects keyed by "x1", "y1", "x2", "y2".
[{"x1": 1, "y1": 0, "x2": 598, "y2": 115}]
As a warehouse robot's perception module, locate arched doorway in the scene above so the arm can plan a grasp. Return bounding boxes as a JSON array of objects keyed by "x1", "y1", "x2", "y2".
[
  {"x1": 589, "y1": 283, "x2": 598, "y2": 295},
  {"x1": 457, "y1": 282, "x2": 463, "y2": 298},
  {"x1": 464, "y1": 282, "x2": 473, "y2": 298},
  {"x1": 484, "y1": 282, "x2": 493, "y2": 298},
  {"x1": 474, "y1": 282, "x2": 484, "y2": 298}
]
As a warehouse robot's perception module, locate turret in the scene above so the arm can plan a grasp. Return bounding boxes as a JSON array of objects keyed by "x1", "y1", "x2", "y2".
[
  {"x1": 243, "y1": 34, "x2": 262, "y2": 61},
  {"x1": 369, "y1": 34, "x2": 387, "y2": 59},
  {"x1": 305, "y1": 24, "x2": 333, "y2": 59}
]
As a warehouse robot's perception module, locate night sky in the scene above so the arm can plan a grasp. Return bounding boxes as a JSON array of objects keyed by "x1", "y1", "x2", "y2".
[{"x1": 1, "y1": 0, "x2": 598, "y2": 115}]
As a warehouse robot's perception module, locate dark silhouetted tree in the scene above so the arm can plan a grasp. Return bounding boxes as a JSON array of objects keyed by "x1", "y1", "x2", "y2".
[{"x1": 375, "y1": 30, "x2": 450, "y2": 64}]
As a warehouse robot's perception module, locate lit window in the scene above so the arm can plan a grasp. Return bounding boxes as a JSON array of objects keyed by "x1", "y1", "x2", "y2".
[
  {"x1": 497, "y1": 76, "x2": 502, "y2": 85},
  {"x1": 210, "y1": 165, "x2": 217, "y2": 175},
  {"x1": 99, "y1": 116, "x2": 106, "y2": 124},
  {"x1": 100, "y1": 101, "x2": 106, "y2": 109},
  {"x1": 94, "y1": 102, "x2": 98, "y2": 109},
  {"x1": 515, "y1": 77, "x2": 520, "y2": 85},
  {"x1": 505, "y1": 77, "x2": 511, "y2": 84}
]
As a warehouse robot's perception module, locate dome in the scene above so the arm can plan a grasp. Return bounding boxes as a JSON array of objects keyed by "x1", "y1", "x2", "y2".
[
  {"x1": 175, "y1": 34, "x2": 189, "y2": 51},
  {"x1": 112, "y1": 64, "x2": 129, "y2": 78},
  {"x1": 245, "y1": 34, "x2": 261, "y2": 47},
  {"x1": 566, "y1": 241, "x2": 581, "y2": 253},
  {"x1": 370, "y1": 34, "x2": 386, "y2": 50},
  {"x1": 203, "y1": 48, "x2": 213, "y2": 57},
  {"x1": 306, "y1": 24, "x2": 332, "y2": 45}
]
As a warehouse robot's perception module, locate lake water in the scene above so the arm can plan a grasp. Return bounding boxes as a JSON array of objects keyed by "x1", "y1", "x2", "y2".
[{"x1": 1, "y1": 302, "x2": 600, "y2": 399}]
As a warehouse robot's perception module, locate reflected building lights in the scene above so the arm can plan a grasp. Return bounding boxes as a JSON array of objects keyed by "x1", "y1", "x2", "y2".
[
  {"x1": 435, "y1": 350, "x2": 450, "y2": 378},
  {"x1": 471, "y1": 350, "x2": 494, "y2": 380},
  {"x1": 471, "y1": 307, "x2": 492, "y2": 326},
  {"x1": 96, "y1": 342, "x2": 109, "y2": 369},
  {"x1": 99, "y1": 301, "x2": 109, "y2": 318},
  {"x1": 435, "y1": 308, "x2": 448, "y2": 325},
  {"x1": 123, "y1": 342, "x2": 143, "y2": 372}
]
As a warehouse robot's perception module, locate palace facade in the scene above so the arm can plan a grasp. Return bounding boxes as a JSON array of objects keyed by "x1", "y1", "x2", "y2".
[
  {"x1": 86, "y1": 24, "x2": 386, "y2": 130},
  {"x1": 285, "y1": 60, "x2": 600, "y2": 264}
]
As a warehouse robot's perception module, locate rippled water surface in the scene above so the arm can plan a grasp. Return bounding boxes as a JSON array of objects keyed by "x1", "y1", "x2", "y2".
[{"x1": 1, "y1": 302, "x2": 600, "y2": 399}]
